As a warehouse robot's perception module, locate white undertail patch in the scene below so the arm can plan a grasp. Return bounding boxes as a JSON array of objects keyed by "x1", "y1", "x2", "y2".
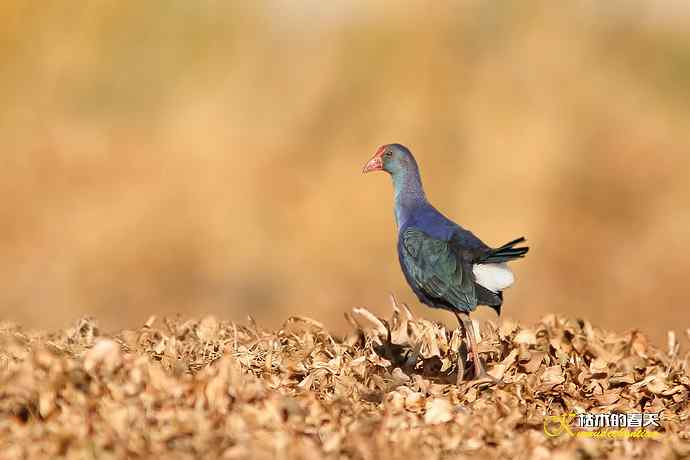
[{"x1": 473, "y1": 263, "x2": 515, "y2": 293}]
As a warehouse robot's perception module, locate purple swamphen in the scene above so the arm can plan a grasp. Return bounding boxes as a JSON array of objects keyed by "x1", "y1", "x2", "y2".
[{"x1": 363, "y1": 144, "x2": 529, "y2": 383}]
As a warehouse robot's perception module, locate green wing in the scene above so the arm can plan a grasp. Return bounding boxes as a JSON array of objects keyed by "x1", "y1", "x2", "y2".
[{"x1": 401, "y1": 228, "x2": 476, "y2": 311}]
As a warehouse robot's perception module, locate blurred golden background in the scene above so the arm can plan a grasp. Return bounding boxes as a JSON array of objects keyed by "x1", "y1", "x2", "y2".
[{"x1": 1, "y1": 1, "x2": 689, "y2": 343}]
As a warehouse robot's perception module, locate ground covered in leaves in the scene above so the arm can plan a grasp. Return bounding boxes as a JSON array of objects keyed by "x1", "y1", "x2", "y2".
[{"x1": 0, "y1": 304, "x2": 689, "y2": 459}]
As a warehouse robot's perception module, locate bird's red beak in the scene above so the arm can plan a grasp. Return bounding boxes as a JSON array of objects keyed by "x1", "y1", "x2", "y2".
[
  {"x1": 362, "y1": 146, "x2": 386, "y2": 174},
  {"x1": 362, "y1": 156, "x2": 383, "y2": 174}
]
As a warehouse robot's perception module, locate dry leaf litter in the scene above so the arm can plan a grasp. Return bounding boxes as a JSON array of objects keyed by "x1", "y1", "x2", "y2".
[{"x1": 0, "y1": 303, "x2": 689, "y2": 459}]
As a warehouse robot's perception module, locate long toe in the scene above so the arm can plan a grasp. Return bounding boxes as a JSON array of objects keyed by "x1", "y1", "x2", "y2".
[
  {"x1": 475, "y1": 370, "x2": 497, "y2": 382},
  {"x1": 472, "y1": 366, "x2": 499, "y2": 386}
]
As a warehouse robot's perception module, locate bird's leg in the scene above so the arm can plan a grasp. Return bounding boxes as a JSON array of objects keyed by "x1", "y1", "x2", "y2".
[
  {"x1": 453, "y1": 312, "x2": 467, "y2": 384},
  {"x1": 459, "y1": 313, "x2": 495, "y2": 382}
]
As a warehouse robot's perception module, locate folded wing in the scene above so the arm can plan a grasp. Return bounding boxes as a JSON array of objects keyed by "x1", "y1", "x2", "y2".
[{"x1": 400, "y1": 227, "x2": 477, "y2": 312}]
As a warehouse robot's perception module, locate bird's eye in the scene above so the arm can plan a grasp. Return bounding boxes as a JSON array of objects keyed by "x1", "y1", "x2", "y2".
[{"x1": 383, "y1": 151, "x2": 392, "y2": 159}]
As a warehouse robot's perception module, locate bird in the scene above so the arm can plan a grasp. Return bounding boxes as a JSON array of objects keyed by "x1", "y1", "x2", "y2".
[{"x1": 362, "y1": 143, "x2": 529, "y2": 383}]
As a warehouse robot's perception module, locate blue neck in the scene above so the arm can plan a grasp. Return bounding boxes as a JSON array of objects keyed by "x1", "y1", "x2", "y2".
[{"x1": 392, "y1": 166, "x2": 427, "y2": 229}]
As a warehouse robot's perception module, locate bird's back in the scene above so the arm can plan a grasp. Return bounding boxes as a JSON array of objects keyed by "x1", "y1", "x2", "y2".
[{"x1": 399, "y1": 202, "x2": 488, "y2": 252}]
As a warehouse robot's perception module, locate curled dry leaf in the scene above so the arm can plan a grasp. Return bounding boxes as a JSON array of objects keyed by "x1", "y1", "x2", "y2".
[
  {"x1": 540, "y1": 365, "x2": 565, "y2": 387},
  {"x1": 351, "y1": 308, "x2": 388, "y2": 339},
  {"x1": 83, "y1": 338, "x2": 122, "y2": 374},
  {"x1": 514, "y1": 329, "x2": 537, "y2": 345},
  {"x1": 589, "y1": 357, "x2": 609, "y2": 376},
  {"x1": 522, "y1": 351, "x2": 546, "y2": 374},
  {"x1": 404, "y1": 391, "x2": 426, "y2": 413},
  {"x1": 196, "y1": 316, "x2": 220, "y2": 342},
  {"x1": 424, "y1": 398, "x2": 453, "y2": 425}
]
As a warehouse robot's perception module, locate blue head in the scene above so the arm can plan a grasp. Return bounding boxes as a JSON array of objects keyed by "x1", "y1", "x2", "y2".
[
  {"x1": 363, "y1": 144, "x2": 426, "y2": 225},
  {"x1": 362, "y1": 143, "x2": 420, "y2": 178}
]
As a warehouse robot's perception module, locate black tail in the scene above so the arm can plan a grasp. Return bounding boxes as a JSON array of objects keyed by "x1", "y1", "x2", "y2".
[{"x1": 478, "y1": 237, "x2": 529, "y2": 264}]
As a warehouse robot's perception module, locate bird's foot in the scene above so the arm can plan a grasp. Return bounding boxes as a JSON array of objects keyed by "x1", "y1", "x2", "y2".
[
  {"x1": 468, "y1": 360, "x2": 499, "y2": 387},
  {"x1": 472, "y1": 370, "x2": 498, "y2": 384},
  {"x1": 456, "y1": 366, "x2": 499, "y2": 386}
]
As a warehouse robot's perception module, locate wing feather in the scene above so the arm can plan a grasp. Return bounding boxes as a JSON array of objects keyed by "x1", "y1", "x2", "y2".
[{"x1": 400, "y1": 228, "x2": 476, "y2": 311}]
